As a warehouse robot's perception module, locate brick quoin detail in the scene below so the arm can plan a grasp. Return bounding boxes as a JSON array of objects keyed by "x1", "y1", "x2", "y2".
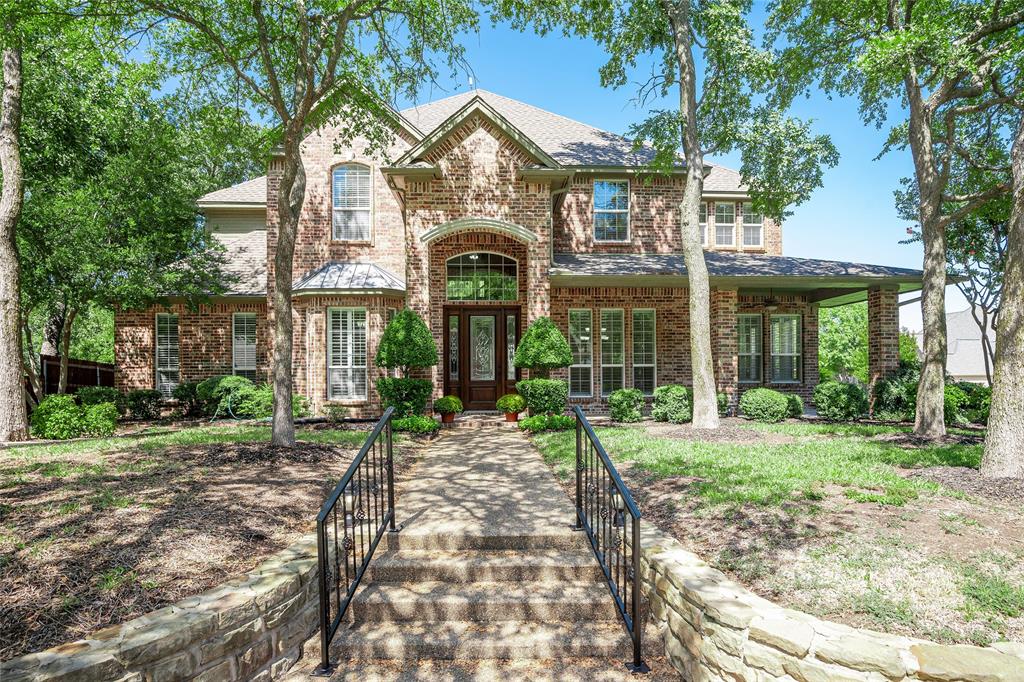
[{"x1": 868, "y1": 286, "x2": 900, "y2": 387}]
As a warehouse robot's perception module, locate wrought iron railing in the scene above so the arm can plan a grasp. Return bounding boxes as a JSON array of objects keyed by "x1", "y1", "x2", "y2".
[
  {"x1": 314, "y1": 406, "x2": 399, "y2": 675},
  {"x1": 573, "y1": 405, "x2": 649, "y2": 673}
]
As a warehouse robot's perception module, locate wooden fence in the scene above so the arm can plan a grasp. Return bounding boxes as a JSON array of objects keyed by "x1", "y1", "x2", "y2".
[{"x1": 36, "y1": 354, "x2": 115, "y2": 397}]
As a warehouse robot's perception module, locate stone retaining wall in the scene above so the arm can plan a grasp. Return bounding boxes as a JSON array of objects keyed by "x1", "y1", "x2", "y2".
[
  {"x1": 639, "y1": 525, "x2": 1024, "y2": 682},
  {"x1": 1, "y1": 535, "x2": 320, "y2": 682}
]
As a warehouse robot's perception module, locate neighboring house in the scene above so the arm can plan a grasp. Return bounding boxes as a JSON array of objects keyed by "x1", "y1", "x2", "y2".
[
  {"x1": 915, "y1": 308, "x2": 995, "y2": 384},
  {"x1": 114, "y1": 89, "x2": 924, "y2": 416}
]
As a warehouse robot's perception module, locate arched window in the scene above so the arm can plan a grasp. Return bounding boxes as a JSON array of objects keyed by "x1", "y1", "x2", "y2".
[
  {"x1": 332, "y1": 164, "x2": 371, "y2": 241},
  {"x1": 446, "y1": 252, "x2": 518, "y2": 302}
]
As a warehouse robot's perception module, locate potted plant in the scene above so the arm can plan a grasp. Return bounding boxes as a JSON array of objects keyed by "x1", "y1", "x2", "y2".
[
  {"x1": 433, "y1": 395, "x2": 463, "y2": 424},
  {"x1": 496, "y1": 393, "x2": 527, "y2": 422}
]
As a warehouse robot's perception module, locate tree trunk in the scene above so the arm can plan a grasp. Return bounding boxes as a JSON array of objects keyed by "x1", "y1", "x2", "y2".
[
  {"x1": 982, "y1": 113, "x2": 1024, "y2": 479},
  {"x1": 21, "y1": 313, "x2": 42, "y2": 407},
  {"x1": 40, "y1": 302, "x2": 66, "y2": 356},
  {"x1": 0, "y1": 38, "x2": 28, "y2": 441},
  {"x1": 904, "y1": 74, "x2": 947, "y2": 438},
  {"x1": 56, "y1": 307, "x2": 77, "y2": 394},
  {"x1": 664, "y1": 0, "x2": 719, "y2": 429}
]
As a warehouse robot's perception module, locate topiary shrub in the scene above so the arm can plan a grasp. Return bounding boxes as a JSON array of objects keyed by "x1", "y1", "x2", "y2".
[
  {"x1": 717, "y1": 392, "x2": 730, "y2": 417},
  {"x1": 375, "y1": 309, "x2": 438, "y2": 376},
  {"x1": 76, "y1": 387, "x2": 126, "y2": 416},
  {"x1": 739, "y1": 388, "x2": 790, "y2": 423},
  {"x1": 196, "y1": 375, "x2": 255, "y2": 417},
  {"x1": 784, "y1": 393, "x2": 804, "y2": 418},
  {"x1": 496, "y1": 393, "x2": 526, "y2": 415},
  {"x1": 125, "y1": 389, "x2": 163, "y2": 420},
  {"x1": 814, "y1": 381, "x2": 868, "y2": 421},
  {"x1": 236, "y1": 384, "x2": 308, "y2": 419},
  {"x1": 516, "y1": 378, "x2": 568, "y2": 416},
  {"x1": 83, "y1": 402, "x2": 119, "y2": 436},
  {"x1": 433, "y1": 395, "x2": 463, "y2": 415},
  {"x1": 652, "y1": 385, "x2": 692, "y2": 423},
  {"x1": 377, "y1": 377, "x2": 434, "y2": 417},
  {"x1": 171, "y1": 382, "x2": 206, "y2": 417},
  {"x1": 513, "y1": 317, "x2": 572, "y2": 378},
  {"x1": 391, "y1": 414, "x2": 440, "y2": 434},
  {"x1": 519, "y1": 414, "x2": 575, "y2": 433},
  {"x1": 608, "y1": 388, "x2": 644, "y2": 422},
  {"x1": 31, "y1": 395, "x2": 87, "y2": 439}
]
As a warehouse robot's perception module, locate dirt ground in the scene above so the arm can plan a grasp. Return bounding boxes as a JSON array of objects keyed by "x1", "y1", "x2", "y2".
[{"x1": 0, "y1": 434, "x2": 418, "y2": 660}]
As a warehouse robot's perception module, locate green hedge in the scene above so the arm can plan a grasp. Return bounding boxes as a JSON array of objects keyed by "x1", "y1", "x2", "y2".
[
  {"x1": 814, "y1": 381, "x2": 868, "y2": 421},
  {"x1": 31, "y1": 395, "x2": 120, "y2": 439},
  {"x1": 516, "y1": 378, "x2": 568, "y2": 415},
  {"x1": 519, "y1": 414, "x2": 575, "y2": 433},
  {"x1": 608, "y1": 388, "x2": 644, "y2": 422},
  {"x1": 652, "y1": 385, "x2": 692, "y2": 423},
  {"x1": 125, "y1": 389, "x2": 162, "y2": 420},
  {"x1": 718, "y1": 392, "x2": 730, "y2": 417},
  {"x1": 84, "y1": 402, "x2": 119, "y2": 436},
  {"x1": 196, "y1": 375, "x2": 254, "y2": 416},
  {"x1": 171, "y1": 382, "x2": 206, "y2": 417},
  {"x1": 375, "y1": 309, "x2": 438, "y2": 374},
  {"x1": 739, "y1": 388, "x2": 790, "y2": 423},
  {"x1": 377, "y1": 377, "x2": 433, "y2": 417},
  {"x1": 433, "y1": 395, "x2": 463, "y2": 415},
  {"x1": 392, "y1": 415, "x2": 440, "y2": 434},
  {"x1": 236, "y1": 385, "x2": 309, "y2": 419},
  {"x1": 76, "y1": 387, "x2": 126, "y2": 416}
]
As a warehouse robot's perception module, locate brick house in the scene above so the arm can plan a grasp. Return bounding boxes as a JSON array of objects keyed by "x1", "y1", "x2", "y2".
[{"x1": 114, "y1": 90, "x2": 922, "y2": 416}]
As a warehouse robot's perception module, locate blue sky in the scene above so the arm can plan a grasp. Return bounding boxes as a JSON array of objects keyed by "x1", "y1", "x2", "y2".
[{"x1": 393, "y1": 19, "x2": 965, "y2": 331}]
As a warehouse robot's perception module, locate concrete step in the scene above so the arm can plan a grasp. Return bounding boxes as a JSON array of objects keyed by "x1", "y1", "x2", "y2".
[
  {"x1": 367, "y1": 549, "x2": 603, "y2": 583},
  {"x1": 387, "y1": 529, "x2": 586, "y2": 551},
  {"x1": 329, "y1": 620, "x2": 634, "y2": 660},
  {"x1": 348, "y1": 580, "x2": 619, "y2": 622}
]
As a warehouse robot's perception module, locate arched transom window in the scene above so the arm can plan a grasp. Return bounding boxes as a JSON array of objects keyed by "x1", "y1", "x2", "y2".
[
  {"x1": 332, "y1": 164, "x2": 371, "y2": 241},
  {"x1": 446, "y1": 252, "x2": 518, "y2": 301}
]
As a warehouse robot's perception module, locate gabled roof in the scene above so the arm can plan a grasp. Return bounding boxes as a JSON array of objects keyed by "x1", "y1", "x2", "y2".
[
  {"x1": 198, "y1": 176, "x2": 267, "y2": 207},
  {"x1": 293, "y1": 262, "x2": 405, "y2": 293}
]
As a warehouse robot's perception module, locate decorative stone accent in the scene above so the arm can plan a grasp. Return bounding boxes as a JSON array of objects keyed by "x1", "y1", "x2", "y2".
[
  {"x1": 0, "y1": 536, "x2": 320, "y2": 682},
  {"x1": 638, "y1": 524, "x2": 1023, "y2": 682}
]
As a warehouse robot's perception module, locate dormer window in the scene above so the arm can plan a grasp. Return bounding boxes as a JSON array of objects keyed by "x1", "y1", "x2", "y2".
[
  {"x1": 332, "y1": 164, "x2": 371, "y2": 241},
  {"x1": 742, "y1": 202, "x2": 763, "y2": 247},
  {"x1": 593, "y1": 180, "x2": 629, "y2": 242}
]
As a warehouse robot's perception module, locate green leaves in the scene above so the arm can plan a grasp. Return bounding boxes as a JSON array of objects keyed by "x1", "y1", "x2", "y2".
[{"x1": 375, "y1": 309, "x2": 439, "y2": 375}]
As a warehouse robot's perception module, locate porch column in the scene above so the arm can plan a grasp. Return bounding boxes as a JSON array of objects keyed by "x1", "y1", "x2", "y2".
[
  {"x1": 867, "y1": 285, "x2": 900, "y2": 387},
  {"x1": 711, "y1": 288, "x2": 739, "y2": 410}
]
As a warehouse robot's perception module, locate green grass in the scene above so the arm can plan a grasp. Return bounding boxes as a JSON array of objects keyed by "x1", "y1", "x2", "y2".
[
  {"x1": 531, "y1": 424, "x2": 981, "y2": 510},
  {"x1": 850, "y1": 588, "x2": 916, "y2": 628},
  {"x1": 961, "y1": 567, "x2": 1024, "y2": 620}
]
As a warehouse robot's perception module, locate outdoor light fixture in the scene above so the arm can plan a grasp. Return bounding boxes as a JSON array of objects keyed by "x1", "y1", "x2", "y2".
[{"x1": 764, "y1": 289, "x2": 780, "y2": 312}]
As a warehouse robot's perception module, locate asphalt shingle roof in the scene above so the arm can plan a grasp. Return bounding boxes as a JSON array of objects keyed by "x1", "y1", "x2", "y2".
[
  {"x1": 198, "y1": 176, "x2": 267, "y2": 206},
  {"x1": 293, "y1": 262, "x2": 405, "y2": 292}
]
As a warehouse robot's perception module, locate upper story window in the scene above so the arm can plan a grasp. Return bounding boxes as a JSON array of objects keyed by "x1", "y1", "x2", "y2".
[
  {"x1": 715, "y1": 202, "x2": 735, "y2": 247},
  {"x1": 593, "y1": 179, "x2": 629, "y2": 242},
  {"x1": 332, "y1": 164, "x2": 371, "y2": 241},
  {"x1": 742, "y1": 202, "x2": 763, "y2": 247},
  {"x1": 447, "y1": 252, "x2": 518, "y2": 301},
  {"x1": 698, "y1": 202, "x2": 708, "y2": 245}
]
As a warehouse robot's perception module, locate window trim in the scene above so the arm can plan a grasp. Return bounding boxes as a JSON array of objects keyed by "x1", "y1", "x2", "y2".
[
  {"x1": 737, "y1": 313, "x2": 762, "y2": 384},
  {"x1": 330, "y1": 162, "x2": 373, "y2": 243},
  {"x1": 698, "y1": 202, "x2": 709, "y2": 246},
  {"x1": 326, "y1": 306, "x2": 369, "y2": 401},
  {"x1": 599, "y1": 308, "x2": 625, "y2": 397},
  {"x1": 632, "y1": 308, "x2": 656, "y2": 396},
  {"x1": 715, "y1": 201, "x2": 736, "y2": 247},
  {"x1": 742, "y1": 201, "x2": 763, "y2": 248},
  {"x1": 568, "y1": 309, "x2": 593, "y2": 398},
  {"x1": 770, "y1": 314, "x2": 802, "y2": 384},
  {"x1": 592, "y1": 179, "x2": 630, "y2": 243},
  {"x1": 232, "y1": 312, "x2": 258, "y2": 380},
  {"x1": 445, "y1": 251, "x2": 519, "y2": 302},
  {"x1": 154, "y1": 312, "x2": 179, "y2": 398}
]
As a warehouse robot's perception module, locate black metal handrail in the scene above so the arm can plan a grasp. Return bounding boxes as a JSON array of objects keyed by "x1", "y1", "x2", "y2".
[
  {"x1": 314, "y1": 406, "x2": 399, "y2": 675},
  {"x1": 573, "y1": 405, "x2": 648, "y2": 673}
]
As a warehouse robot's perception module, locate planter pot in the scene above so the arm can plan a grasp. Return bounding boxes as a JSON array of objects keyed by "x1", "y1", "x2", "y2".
[
  {"x1": 441, "y1": 413, "x2": 455, "y2": 424},
  {"x1": 504, "y1": 412, "x2": 519, "y2": 422}
]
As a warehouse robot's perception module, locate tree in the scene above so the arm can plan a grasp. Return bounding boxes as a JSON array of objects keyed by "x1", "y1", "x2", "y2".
[
  {"x1": 819, "y1": 304, "x2": 869, "y2": 383},
  {"x1": 768, "y1": 0, "x2": 1024, "y2": 439},
  {"x1": 375, "y1": 309, "x2": 438, "y2": 378},
  {"x1": 494, "y1": 0, "x2": 836, "y2": 428},
  {"x1": 513, "y1": 316, "x2": 572, "y2": 378},
  {"x1": 136, "y1": 0, "x2": 477, "y2": 447}
]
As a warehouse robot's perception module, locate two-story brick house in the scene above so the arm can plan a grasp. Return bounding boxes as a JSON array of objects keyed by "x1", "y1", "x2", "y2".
[{"x1": 114, "y1": 89, "x2": 922, "y2": 416}]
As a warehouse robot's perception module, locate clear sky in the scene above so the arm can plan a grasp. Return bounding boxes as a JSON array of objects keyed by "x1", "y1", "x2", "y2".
[{"x1": 392, "y1": 18, "x2": 967, "y2": 332}]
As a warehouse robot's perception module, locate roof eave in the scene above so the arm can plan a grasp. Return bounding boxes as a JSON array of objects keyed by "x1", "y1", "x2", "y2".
[
  {"x1": 198, "y1": 201, "x2": 267, "y2": 210},
  {"x1": 292, "y1": 287, "x2": 406, "y2": 297}
]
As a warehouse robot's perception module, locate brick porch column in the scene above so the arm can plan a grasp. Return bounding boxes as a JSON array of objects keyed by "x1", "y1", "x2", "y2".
[
  {"x1": 867, "y1": 285, "x2": 900, "y2": 387},
  {"x1": 712, "y1": 288, "x2": 739, "y2": 409}
]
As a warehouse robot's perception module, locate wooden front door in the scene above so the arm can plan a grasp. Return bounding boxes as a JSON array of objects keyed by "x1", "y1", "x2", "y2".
[{"x1": 444, "y1": 306, "x2": 520, "y2": 410}]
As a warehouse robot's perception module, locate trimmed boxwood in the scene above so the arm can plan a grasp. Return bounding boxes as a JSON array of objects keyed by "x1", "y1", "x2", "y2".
[
  {"x1": 236, "y1": 385, "x2": 309, "y2": 419},
  {"x1": 785, "y1": 393, "x2": 804, "y2": 418},
  {"x1": 83, "y1": 402, "x2": 119, "y2": 436},
  {"x1": 391, "y1": 414, "x2": 441, "y2": 434},
  {"x1": 608, "y1": 388, "x2": 644, "y2": 422},
  {"x1": 377, "y1": 377, "x2": 433, "y2": 417},
  {"x1": 519, "y1": 414, "x2": 575, "y2": 432},
  {"x1": 125, "y1": 389, "x2": 163, "y2": 420},
  {"x1": 513, "y1": 317, "x2": 572, "y2": 378},
  {"x1": 433, "y1": 395, "x2": 463, "y2": 415},
  {"x1": 196, "y1": 375, "x2": 255, "y2": 417},
  {"x1": 516, "y1": 378, "x2": 568, "y2": 416},
  {"x1": 31, "y1": 395, "x2": 88, "y2": 439},
  {"x1": 171, "y1": 381, "x2": 206, "y2": 417},
  {"x1": 739, "y1": 388, "x2": 790, "y2": 423},
  {"x1": 496, "y1": 393, "x2": 527, "y2": 415},
  {"x1": 813, "y1": 381, "x2": 869, "y2": 421},
  {"x1": 375, "y1": 309, "x2": 438, "y2": 376},
  {"x1": 652, "y1": 384, "x2": 692, "y2": 423}
]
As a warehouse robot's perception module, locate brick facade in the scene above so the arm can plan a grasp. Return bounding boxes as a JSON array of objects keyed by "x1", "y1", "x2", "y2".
[{"x1": 867, "y1": 286, "x2": 900, "y2": 387}]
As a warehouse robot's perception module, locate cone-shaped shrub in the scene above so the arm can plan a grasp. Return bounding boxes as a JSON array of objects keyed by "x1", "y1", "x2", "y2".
[
  {"x1": 375, "y1": 309, "x2": 438, "y2": 376},
  {"x1": 513, "y1": 317, "x2": 572, "y2": 378}
]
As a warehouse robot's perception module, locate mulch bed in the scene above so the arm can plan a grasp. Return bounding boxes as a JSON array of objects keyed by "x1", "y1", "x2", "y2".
[
  {"x1": 909, "y1": 466, "x2": 1024, "y2": 504},
  {"x1": 0, "y1": 436, "x2": 418, "y2": 661},
  {"x1": 642, "y1": 418, "x2": 795, "y2": 444}
]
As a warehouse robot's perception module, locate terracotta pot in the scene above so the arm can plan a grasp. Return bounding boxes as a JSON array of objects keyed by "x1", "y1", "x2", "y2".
[
  {"x1": 504, "y1": 412, "x2": 519, "y2": 422},
  {"x1": 441, "y1": 413, "x2": 455, "y2": 424}
]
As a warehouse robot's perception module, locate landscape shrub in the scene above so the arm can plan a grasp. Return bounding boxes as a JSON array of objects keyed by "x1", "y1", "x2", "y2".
[
  {"x1": 513, "y1": 317, "x2": 572, "y2": 378},
  {"x1": 124, "y1": 389, "x2": 163, "y2": 420},
  {"x1": 31, "y1": 395, "x2": 87, "y2": 440},
  {"x1": 83, "y1": 402, "x2": 119, "y2": 436},
  {"x1": 170, "y1": 382, "x2": 205, "y2": 417},
  {"x1": 236, "y1": 384, "x2": 308, "y2": 419},
  {"x1": 515, "y1": 378, "x2": 568, "y2": 415},
  {"x1": 377, "y1": 377, "x2": 433, "y2": 416},
  {"x1": 785, "y1": 393, "x2": 804, "y2": 418},
  {"x1": 718, "y1": 392, "x2": 729, "y2": 417},
  {"x1": 325, "y1": 404, "x2": 348, "y2": 423},
  {"x1": 608, "y1": 388, "x2": 644, "y2": 422},
  {"x1": 375, "y1": 309, "x2": 438, "y2": 375},
  {"x1": 433, "y1": 395, "x2": 463, "y2": 415},
  {"x1": 739, "y1": 388, "x2": 790, "y2": 423},
  {"x1": 196, "y1": 375, "x2": 255, "y2": 417},
  {"x1": 943, "y1": 384, "x2": 970, "y2": 426},
  {"x1": 496, "y1": 393, "x2": 527, "y2": 415},
  {"x1": 957, "y1": 383, "x2": 991, "y2": 425},
  {"x1": 652, "y1": 385, "x2": 692, "y2": 423},
  {"x1": 814, "y1": 381, "x2": 868, "y2": 421},
  {"x1": 76, "y1": 387, "x2": 126, "y2": 416},
  {"x1": 872, "y1": 365, "x2": 918, "y2": 422},
  {"x1": 518, "y1": 414, "x2": 575, "y2": 433},
  {"x1": 391, "y1": 414, "x2": 440, "y2": 434}
]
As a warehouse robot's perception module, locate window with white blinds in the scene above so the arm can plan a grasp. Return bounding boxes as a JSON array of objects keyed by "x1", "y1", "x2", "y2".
[
  {"x1": 232, "y1": 313, "x2": 257, "y2": 381},
  {"x1": 698, "y1": 202, "x2": 708, "y2": 245},
  {"x1": 738, "y1": 314, "x2": 762, "y2": 383},
  {"x1": 632, "y1": 309, "x2": 656, "y2": 395},
  {"x1": 715, "y1": 202, "x2": 735, "y2": 246},
  {"x1": 600, "y1": 309, "x2": 624, "y2": 396},
  {"x1": 327, "y1": 308, "x2": 367, "y2": 400},
  {"x1": 332, "y1": 164, "x2": 371, "y2": 241},
  {"x1": 155, "y1": 313, "x2": 179, "y2": 397},
  {"x1": 770, "y1": 315, "x2": 801, "y2": 383},
  {"x1": 742, "y1": 202, "x2": 763, "y2": 247},
  {"x1": 568, "y1": 309, "x2": 592, "y2": 397}
]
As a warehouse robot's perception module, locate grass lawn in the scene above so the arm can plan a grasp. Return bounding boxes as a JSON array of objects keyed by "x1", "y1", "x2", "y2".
[
  {"x1": 0, "y1": 423, "x2": 405, "y2": 661},
  {"x1": 530, "y1": 419, "x2": 1024, "y2": 646}
]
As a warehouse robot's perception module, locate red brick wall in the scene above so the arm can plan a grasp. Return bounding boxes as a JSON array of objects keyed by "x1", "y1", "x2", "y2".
[
  {"x1": 735, "y1": 294, "x2": 820, "y2": 404},
  {"x1": 867, "y1": 286, "x2": 900, "y2": 388}
]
